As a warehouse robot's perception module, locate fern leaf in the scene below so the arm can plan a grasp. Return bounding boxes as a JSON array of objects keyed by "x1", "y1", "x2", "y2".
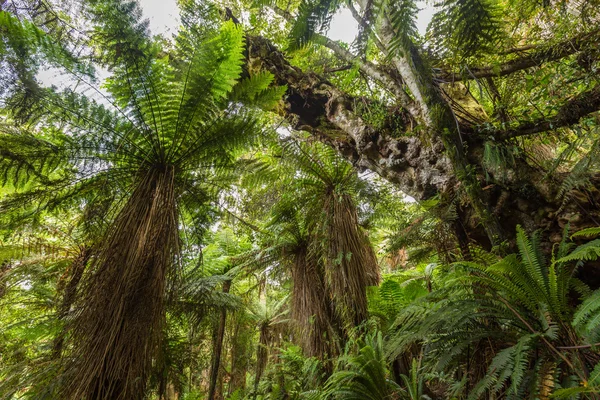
[
  {"x1": 572, "y1": 227, "x2": 600, "y2": 239},
  {"x1": 557, "y1": 240, "x2": 600, "y2": 263}
]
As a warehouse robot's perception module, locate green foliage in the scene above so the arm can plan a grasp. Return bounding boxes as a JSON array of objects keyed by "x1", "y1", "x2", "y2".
[
  {"x1": 572, "y1": 227, "x2": 600, "y2": 239},
  {"x1": 398, "y1": 359, "x2": 430, "y2": 400},
  {"x1": 288, "y1": 0, "x2": 344, "y2": 49},
  {"x1": 555, "y1": 129, "x2": 600, "y2": 210},
  {"x1": 388, "y1": 226, "x2": 600, "y2": 398},
  {"x1": 319, "y1": 332, "x2": 403, "y2": 399},
  {"x1": 2, "y1": 0, "x2": 600, "y2": 398},
  {"x1": 557, "y1": 239, "x2": 600, "y2": 263},
  {"x1": 427, "y1": 0, "x2": 503, "y2": 58},
  {"x1": 385, "y1": 0, "x2": 419, "y2": 56},
  {"x1": 368, "y1": 271, "x2": 430, "y2": 331},
  {"x1": 482, "y1": 140, "x2": 516, "y2": 182},
  {"x1": 572, "y1": 289, "x2": 600, "y2": 344},
  {"x1": 0, "y1": 7, "x2": 93, "y2": 123}
]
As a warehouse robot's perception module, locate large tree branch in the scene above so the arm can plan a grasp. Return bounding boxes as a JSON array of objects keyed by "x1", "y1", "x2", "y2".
[
  {"x1": 440, "y1": 29, "x2": 600, "y2": 81},
  {"x1": 312, "y1": 33, "x2": 419, "y2": 117},
  {"x1": 268, "y1": 5, "x2": 418, "y2": 117},
  {"x1": 246, "y1": 35, "x2": 455, "y2": 199},
  {"x1": 243, "y1": 31, "x2": 600, "y2": 248},
  {"x1": 490, "y1": 85, "x2": 600, "y2": 140}
]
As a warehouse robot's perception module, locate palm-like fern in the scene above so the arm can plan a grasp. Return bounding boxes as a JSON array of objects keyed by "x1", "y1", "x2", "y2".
[
  {"x1": 278, "y1": 140, "x2": 380, "y2": 330},
  {"x1": 1, "y1": 1, "x2": 285, "y2": 398},
  {"x1": 285, "y1": 0, "x2": 502, "y2": 59},
  {"x1": 237, "y1": 139, "x2": 379, "y2": 359}
]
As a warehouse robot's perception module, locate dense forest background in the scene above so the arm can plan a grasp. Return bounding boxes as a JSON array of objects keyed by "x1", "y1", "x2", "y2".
[{"x1": 1, "y1": 0, "x2": 600, "y2": 398}]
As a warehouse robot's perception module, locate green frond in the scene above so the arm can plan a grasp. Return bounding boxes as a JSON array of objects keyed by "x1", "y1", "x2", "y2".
[
  {"x1": 86, "y1": 0, "x2": 153, "y2": 68},
  {"x1": 557, "y1": 239, "x2": 600, "y2": 263},
  {"x1": 469, "y1": 334, "x2": 538, "y2": 399},
  {"x1": 571, "y1": 227, "x2": 600, "y2": 239},
  {"x1": 386, "y1": 0, "x2": 419, "y2": 56},
  {"x1": 572, "y1": 289, "x2": 600, "y2": 343},
  {"x1": 428, "y1": 0, "x2": 503, "y2": 58},
  {"x1": 556, "y1": 137, "x2": 600, "y2": 210},
  {"x1": 321, "y1": 332, "x2": 402, "y2": 400},
  {"x1": 231, "y1": 71, "x2": 286, "y2": 110},
  {"x1": 552, "y1": 362, "x2": 600, "y2": 397},
  {"x1": 516, "y1": 226, "x2": 547, "y2": 291},
  {"x1": 482, "y1": 140, "x2": 516, "y2": 182},
  {"x1": 288, "y1": 0, "x2": 344, "y2": 49},
  {"x1": 0, "y1": 8, "x2": 94, "y2": 123}
]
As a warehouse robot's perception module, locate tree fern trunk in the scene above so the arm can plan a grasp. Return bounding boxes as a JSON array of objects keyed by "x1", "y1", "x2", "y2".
[
  {"x1": 52, "y1": 246, "x2": 92, "y2": 359},
  {"x1": 64, "y1": 167, "x2": 179, "y2": 400}
]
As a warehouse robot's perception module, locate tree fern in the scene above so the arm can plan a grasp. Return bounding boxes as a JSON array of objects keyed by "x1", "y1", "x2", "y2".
[
  {"x1": 0, "y1": 1, "x2": 287, "y2": 396},
  {"x1": 427, "y1": 0, "x2": 503, "y2": 59}
]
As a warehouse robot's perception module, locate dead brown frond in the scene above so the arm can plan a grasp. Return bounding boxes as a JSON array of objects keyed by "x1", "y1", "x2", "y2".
[
  {"x1": 291, "y1": 246, "x2": 339, "y2": 360},
  {"x1": 64, "y1": 166, "x2": 180, "y2": 400},
  {"x1": 538, "y1": 360, "x2": 556, "y2": 400},
  {"x1": 52, "y1": 246, "x2": 93, "y2": 359},
  {"x1": 323, "y1": 193, "x2": 380, "y2": 330}
]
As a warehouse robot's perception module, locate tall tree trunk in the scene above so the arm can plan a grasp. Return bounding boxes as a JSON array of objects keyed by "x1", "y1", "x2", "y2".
[
  {"x1": 228, "y1": 313, "x2": 250, "y2": 396},
  {"x1": 253, "y1": 323, "x2": 270, "y2": 396},
  {"x1": 208, "y1": 279, "x2": 231, "y2": 400}
]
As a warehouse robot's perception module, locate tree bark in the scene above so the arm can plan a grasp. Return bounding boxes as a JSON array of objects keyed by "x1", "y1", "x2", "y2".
[
  {"x1": 208, "y1": 279, "x2": 231, "y2": 400},
  {"x1": 244, "y1": 33, "x2": 600, "y2": 250},
  {"x1": 227, "y1": 313, "x2": 250, "y2": 396}
]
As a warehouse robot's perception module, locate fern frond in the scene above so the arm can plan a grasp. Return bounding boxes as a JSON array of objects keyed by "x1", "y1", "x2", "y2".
[
  {"x1": 572, "y1": 289, "x2": 600, "y2": 342},
  {"x1": 428, "y1": 0, "x2": 503, "y2": 58},
  {"x1": 557, "y1": 239, "x2": 600, "y2": 263},
  {"x1": 386, "y1": 0, "x2": 418, "y2": 56},
  {"x1": 288, "y1": 0, "x2": 344, "y2": 49},
  {"x1": 572, "y1": 227, "x2": 600, "y2": 239}
]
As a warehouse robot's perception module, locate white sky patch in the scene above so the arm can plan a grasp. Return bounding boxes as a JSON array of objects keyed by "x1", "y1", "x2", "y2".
[
  {"x1": 326, "y1": 2, "x2": 434, "y2": 44},
  {"x1": 403, "y1": 194, "x2": 416, "y2": 203},
  {"x1": 416, "y1": 1, "x2": 435, "y2": 35},
  {"x1": 138, "y1": 0, "x2": 181, "y2": 36},
  {"x1": 36, "y1": 67, "x2": 72, "y2": 89},
  {"x1": 327, "y1": 8, "x2": 359, "y2": 44},
  {"x1": 137, "y1": 0, "x2": 433, "y2": 44},
  {"x1": 276, "y1": 125, "x2": 292, "y2": 138},
  {"x1": 19, "y1": 279, "x2": 32, "y2": 290}
]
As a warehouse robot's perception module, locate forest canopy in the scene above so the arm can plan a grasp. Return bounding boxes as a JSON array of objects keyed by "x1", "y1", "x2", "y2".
[{"x1": 1, "y1": 0, "x2": 600, "y2": 399}]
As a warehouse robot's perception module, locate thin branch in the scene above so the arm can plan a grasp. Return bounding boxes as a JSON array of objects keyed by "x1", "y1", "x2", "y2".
[
  {"x1": 346, "y1": 1, "x2": 387, "y2": 55},
  {"x1": 324, "y1": 64, "x2": 353, "y2": 73},
  {"x1": 489, "y1": 85, "x2": 600, "y2": 140},
  {"x1": 440, "y1": 29, "x2": 600, "y2": 81},
  {"x1": 312, "y1": 33, "x2": 418, "y2": 115},
  {"x1": 557, "y1": 343, "x2": 600, "y2": 350}
]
